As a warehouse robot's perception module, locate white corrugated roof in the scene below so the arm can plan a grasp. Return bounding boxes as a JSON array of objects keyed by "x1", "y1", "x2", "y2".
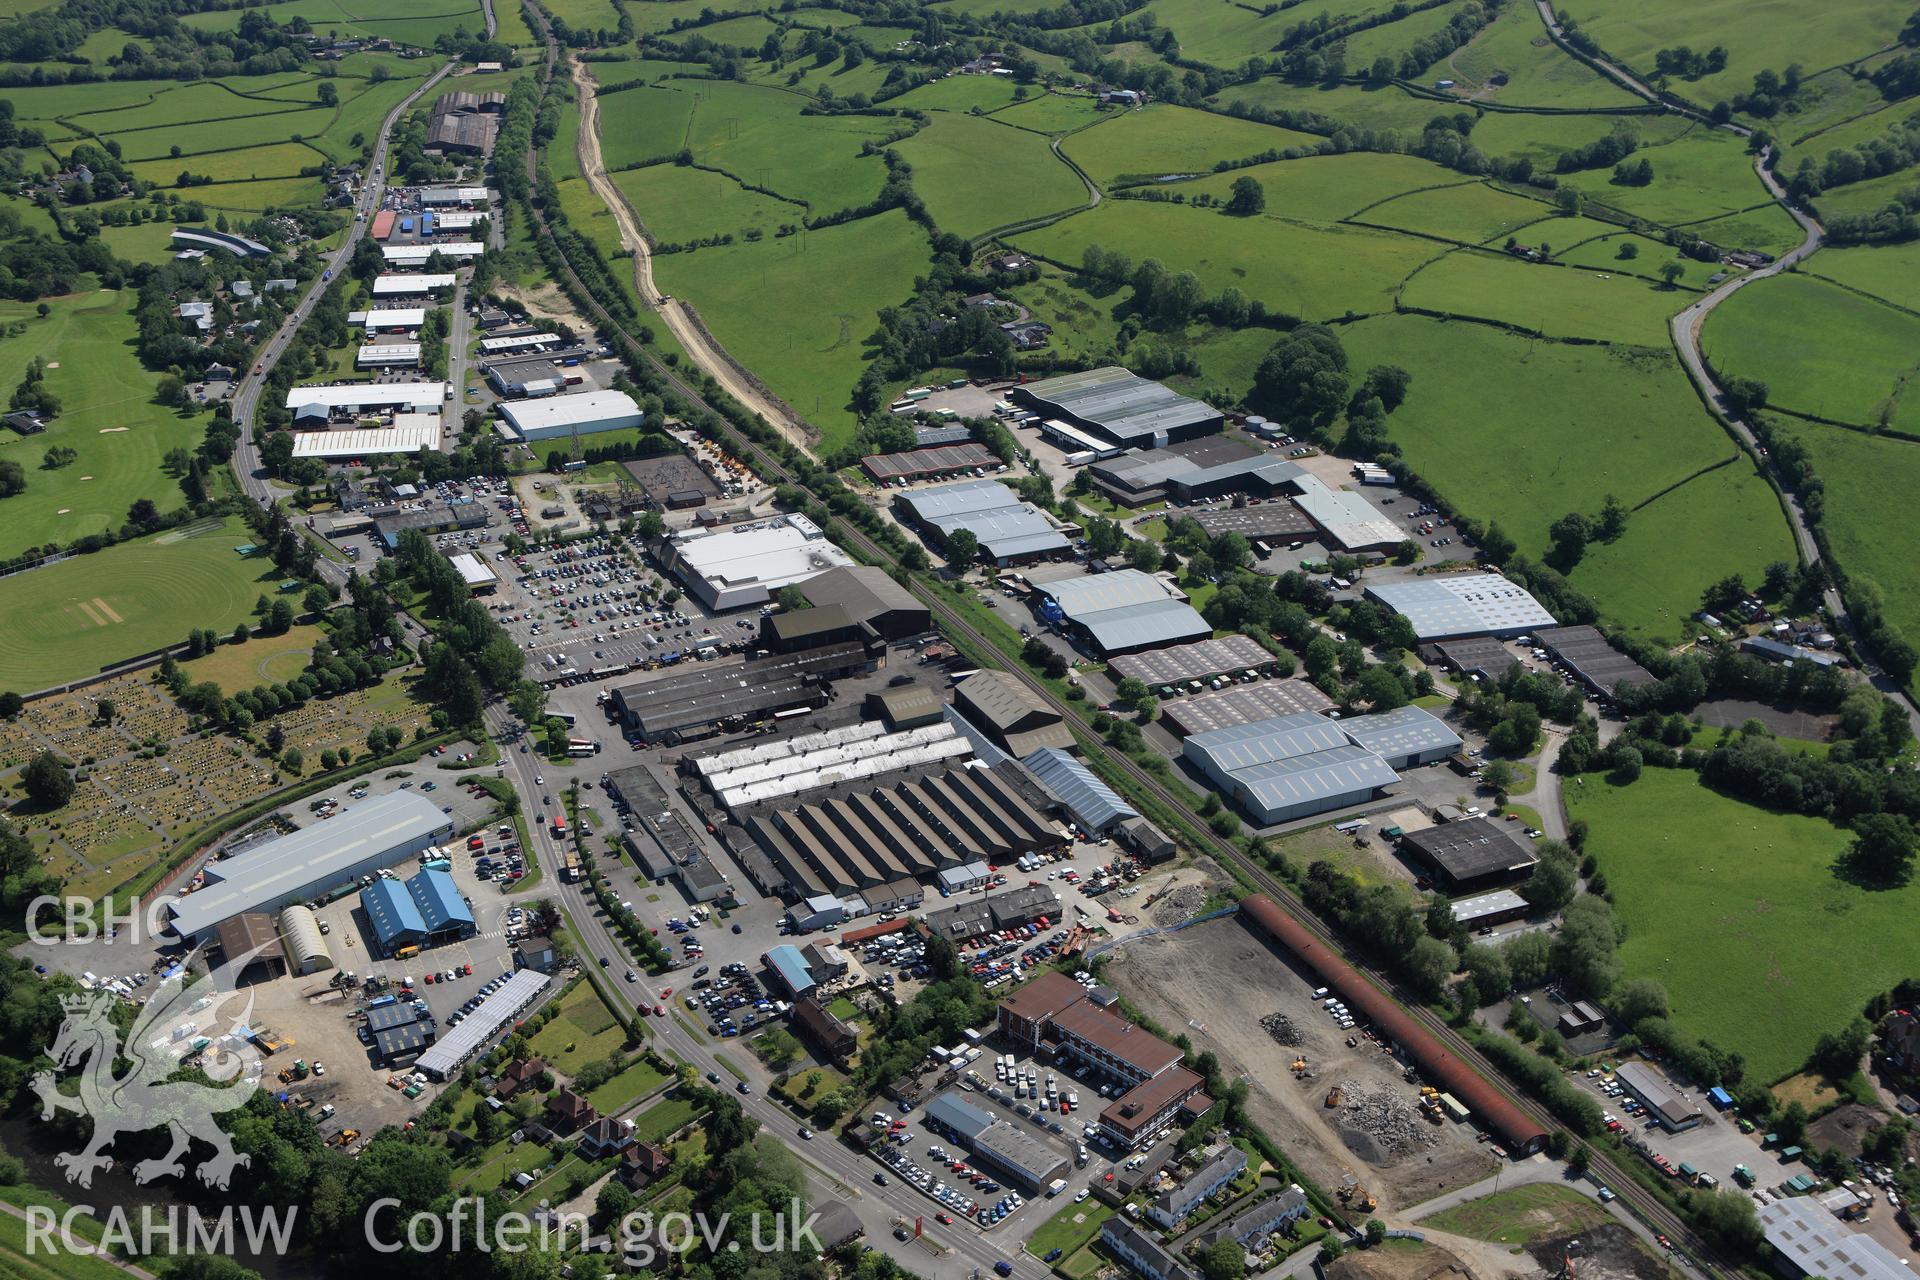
[
  {"x1": 285, "y1": 382, "x2": 446, "y2": 411},
  {"x1": 373, "y1": 274, "x2": 456, "y2": 294},
  {"x1": 497, "y1": 389, "x2": 642, "y2": 433},
  {"x1": 291, "y1": 421, "x2": 443, "y2": 458},
  {"x1": 361, "y1": 308, "x2": 426, "y2": 328},
  {"x1": 382, "y1": 241, "x2": 484, "y2": 261}
]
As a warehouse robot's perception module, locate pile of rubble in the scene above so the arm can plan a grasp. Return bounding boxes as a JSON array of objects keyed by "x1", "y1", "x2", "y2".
[
  {"x1": 1337, "y1": 1086, "x2": 1439, "y2": 1157},
  {"x1": 1260, "y1": 1012, "x2": 1301, "y2": 1046},
  {"x1": 1151, "y1": 884, "x2": 1208, "y2": 926}
]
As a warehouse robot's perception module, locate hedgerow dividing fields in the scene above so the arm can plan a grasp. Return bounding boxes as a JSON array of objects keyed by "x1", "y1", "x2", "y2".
[{"x1": 891, "y1": 112, "x2": 1087, "y2": 237}]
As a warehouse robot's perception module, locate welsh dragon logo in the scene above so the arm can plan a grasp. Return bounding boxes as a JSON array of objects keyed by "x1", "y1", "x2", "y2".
[{"x1": 32, "y1": 959, "x2": 261, "y2": 1190}]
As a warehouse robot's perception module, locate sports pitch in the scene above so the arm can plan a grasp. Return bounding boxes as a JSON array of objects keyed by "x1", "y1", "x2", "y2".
[{"x1": 0, "y1": 518, "x2": 279, "y2": 694}]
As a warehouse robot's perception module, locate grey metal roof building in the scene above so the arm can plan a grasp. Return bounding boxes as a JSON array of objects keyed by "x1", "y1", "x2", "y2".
[
  {"x1": 746, "y1": 763, "x2": 1064, "y2": 897},
  {"x1": 167, "y1": 792, "x2": 453, "y2": 942},
  {"x1": 926, "y1": 1091, "x2": 995, "y2": 1141},
  {"x1": 1107, "y1": 634, "x2": 1278, "y2": 688},
  {"x1": 1087, "y1": 435, "x2": 1262, "y2": 505},
  {"x1": 608, "y1": 643, "x2": 867, "y2": 743},
  {"x1": 1183, "y1": 713, "x2": 1352, "y2": 771},
  {"x1": 1365, "y1": 574, "x2": 1557, "y2": 641},
  {"x1": 1035, "y1": 569, "x2": 1211, "y2": 657},
  {"x1": 896, "y1": 479, "x2": 1069, "y2": 564},
  {"x1": 1449, "y1": 889, "x2": 1531, "y2": 927},
  {"x1": 954, "y1": 670, "x2": 1075, "y2": 757},
  {"x1": 374, "y1": 1020, "x2": 437, "y2": 1067},
  {"x1": 862, "y1": 442, "x2": 996, "y2": 482},
  {"x1": 793, "y1": 565, "x2": 929, "y2": 640},
  {"x1": 1184, "y1": 713, "x2": 1399, "y2": 825},
  {"x1": 1288, "y1": 476, "x2": 1405, "y2": 552},
  {"x1": 1430, "y1": 636, "x2": 1522, "y2": 683},
  {"x1": 1012, "y1": 366, "x2": 1223, "y2": 450},
  {"x1": 1337, "y1": 705, "x2": 1461, "y2": 768},
  {"x1": 1398, "y1": 817, "x2": 1539, "y2": 892},
  {"x1": 1190, "y1": 503, "x2": 1318, "y2": 541},
  {"x1": 964, "y1": 1116, "x2": 1071, "y2": 1193},
  {"x1": 1615, "y1": 1061, "x2": 1703, "y2": 1131},
  {"x1": 1535, "y1": 625, "x2": 1655, "y2": 695},
  {"x1": 1761, "y1": 1194, "x2": 1911, "y2": 1280},
  {"x1": 417, "y1": 970, "x2": 552, "y2": 1079},
  {"x1": 1160, "y1": 681, "x2": 1334, "y2": 738},
  {"x1": 1020, "y1": 747, "x2": 1137, "y2": 833},
  {"x1": 1221, "y1": 747, "x2": 1399, "y2": 825}
]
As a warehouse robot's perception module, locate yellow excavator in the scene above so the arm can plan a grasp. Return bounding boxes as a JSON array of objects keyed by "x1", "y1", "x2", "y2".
[{"x1": 1324, "y1": 1086, "x2": 1343, "y2": 1108}]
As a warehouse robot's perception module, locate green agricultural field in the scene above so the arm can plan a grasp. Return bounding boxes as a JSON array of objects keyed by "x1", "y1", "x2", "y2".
[
  {"x1": 1571, "y1": 0, "x2": 1902, "y2": 111},
  {"x1": 1016, "y1": 200, "x2": 1434, "y2": 320},
  {"x1": 653, "y1": 209, "x2": 932, "y2": 451},
  {"x1": 1341, "y1": 1, "x2": 1471, "y2": 68},
  {"x1": 0, "y1": 290, "x2": 205, "y2": 559},
  {"x1": 0, "y1": 519, "x2": 281, "y2": 692},
  {"x1": 988, "y1": 90, "x2": 1108, "y2": 135},
  {"x1": 165, "y1": 175, "x2": 322, "y2": 209},
  {"x1": 1210, "y1": 78, "x2": 1443, "y2": 134},
  {"x1": 892, "y1": 112, "x2": 1087, "y2": 237},
  {"x1": 1174, "y1": 152, "x2": 1476, "y2": 225},
  {"x1": 1565, "y1": 766, "x2": 1920, "y2": 1084},
  {"x1": 614, "y1": 162, "x2": 804, "y2": 245},
  {"x1": 626, "y1": 0, "x2": 771, "y2": 32},
  {"x1": 129, "y1": 141, "x2": 322, "y2": 185},
  {"x1": 1676, "y1": 203, "x2": 1808, "y2": 258},
  {"x1": 1465, "y1": 108, "x2": 1692, "y2": 170},
  {"x1": 1806, "y1": 241, "x2": 1920, "y2": 312},
  {"x1": 1569, "y1": 128, "x2": 1769, "y2": 231},
  {"x1": 888, "y1": 74, "x2": 1027, "y2": 113},
  {"x1": 550, "y1": 97, "x2": 644, "y2": 313},
  {"x1": 1132, "y1": 0, "x2": 1294, "y2": 67},
  {"x1": 1444, "y1": 9, "x2": 1645, "y2": 108},
  {"x1": 1340, "y1": 313, "x2": 1737, "y2": 561},
  {"x1": 1400, "y1": 249, "x2": 1689, "y2": 344},
  {"x1": 742, "y1": 53, "x2": 893, "y2": 99},
  {"x1": 1793, "y1": 424, "x2": 1920, "y2": 664},
  {"x1": 1061, "y1": 104, "x2": 1321, "y2": 186},
  {"x1": 306, "y1": 72, "x2": 436, "y2": 165},
  {"x1": 595, "y1": 83, "x2": 697, "y2": 169},
  {"x1": 677, "y1": 79, "x2": 892, "y2": 213},
  {"x1": 1553, "y1": 231, "x2": 1725, "y2": 289},
  {"x1": 180, "y1": 0, "x2": 486, "y2": 42},
  {"x1": 677, "y1": 13, "x2": 778, "y2": 48},
  {"x1": 1810, "y1": 165, "x2": 1920, "y2": 223},
  {"x1": 1701, "y1": 273, "x2": 1920, "y2": 428},
  {"x1": 1354, "y1": 179, "x2": 1552, "y2": 244},
  {"x1": 544, "y1": 0, "x2": 624, "y2": 30},
  {"x1": 1566, "y1": 461, "x2": 1794, "y2": 640},
  {"x1": 100, "y1": 107, "x2": 335, "y2": 161},
  {"x1": 66, "y1": 79, "x2": 306, "y2": 130}
]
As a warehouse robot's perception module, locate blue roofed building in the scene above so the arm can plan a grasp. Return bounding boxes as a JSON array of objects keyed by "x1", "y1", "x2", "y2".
[
  {"x1": 1020, "y1": 747, "x2": 1137, "y2": 834},
  {"x1": 764, "y1": 944, "x2": 817, "y2": 996},
  {"x1": 363, "y1": 878, "x2": 428, "y2": 954},
  {"x1": 407, "y1": 866, "x2": 475, "y2": 939}
]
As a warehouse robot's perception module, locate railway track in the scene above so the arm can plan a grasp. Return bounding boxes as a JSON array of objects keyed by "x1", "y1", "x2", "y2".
[{"x1": 516, "y1": 24, "x2": 1724, "y2": 1274}]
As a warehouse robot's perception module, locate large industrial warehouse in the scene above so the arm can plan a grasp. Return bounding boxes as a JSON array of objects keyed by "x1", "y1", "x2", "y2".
[
  {"x1": 895, "y1": 479, "x2": 1070, "y2": 565},
  {"x1": 1106, "y1": 634, "x2": 1280, "y2": 689},
  {"x1": 1535, "y1": 624, "x2": 1654, "y2": 698},
  {"x1": 791, "y1": 565, "x2": 929, "y2": 640},
  {"x1": 1398, "y1": 817, "x2": 1540, "y2": 893},
  {"x1": 744, "y1": 761, "x2": 1064, "y2": 898},
  {"x1": 1012, "y1": 366, "x2": 1224, "y2": 451},
  {"x1": 284, "y1": 382, "x2": 448, "y2": 417},
  {"x1": 953, "y1": 669, "x2": 1076, "y2": 757},
  {"x1": 497, "y1": 389, "x2": 644, "y2": 441},
  {"x1": 1034, "y1": 570, "x2": 1212, "y2": 657},
  {"x1": 291, "y1": 418, "x2": 443, "y2": 459},
  {"x1": 661, "y1": 514, "x2": 856, "y2": 611},
  {"x1": 1159, "y1": 680, "x2": 1335, "y2": 737},
  {"x1": 607, "y1": 641, "x2": 867, "y2": 743},
  {"x1": 166, "y1": 791, "x2": 455, "y2": 942},
  {"x1": 416, "y1": 970, "x2": 552, "y2": 1080},
  {"x1": 1336, "y1": 704, "x2": 1462, "y2": 769},
  {"x1": 1183, "y1": 713, "x2": 1396, "y2": 825},
  {"x1": 1365, "y1": 574, "x2": 1557, "y2": 641}
]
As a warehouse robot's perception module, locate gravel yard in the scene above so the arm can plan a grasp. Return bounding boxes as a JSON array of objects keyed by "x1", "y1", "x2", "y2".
[{"x1": 1103, "y1": 912, "x2": 1495, "y2": 1212}]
